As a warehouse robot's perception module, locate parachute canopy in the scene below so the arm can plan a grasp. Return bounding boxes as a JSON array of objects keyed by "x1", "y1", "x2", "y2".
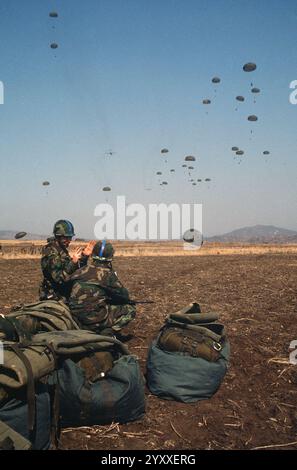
[
  {"x1": 236, "y1": 150, "x2": 244, "y2": 155},
  {"x1": 15, "y1": 232, "x2": 27, "y2": 240},
  {"x1": 192, "y1": 182, "x2": 197, "y2": 186},
  {"x1": 243, "y1": 62, "x2": 257, "y2": 72},
  {"x1": 251, "y1": 87, "x2": 260, "y2": 93},
  {"x1": 50, "y1": 43, "x2": 58, "y2": 49},
  {"x1": 212, "y1": 77, "x2": 221, "y2": 84},
  {"x1": 205, "y1": 178, "x2": 211, "y2": 182},
  {"x1": 188, "y1": 166, "x2": 194, "y2": 170},
  {"x1": 202, "y1": 99, "x2": 211, "y2": 104},
  {"x1": 197, "y1": 179, "x2": 202, "y2": 182},
  {"x1": 102, "y1": 186, "x2": 111, "y2": 192},
  {"x1": 161, "y1": 148, "x2": 169, "y2": 154},
  {"x1": 156, "y1": 171, "x2": 162, "y2": 175},
  {"x1": 232, "y1": 146, "x2": 239, "y2": 151},
  {"x1": 182, "y1": 164, "x2": 187, "y2": 168},
  {"x1": 263, "y1": 151, "x2": 270, "y2": 155},
  {"x1": 42, "y1": 181, "x2": 50, "y2": 186},
  {"x1": 185, "y1": 155, "x2": 196, "y2": 162},
  {"x1": 49, "y1": 12, "x2": 58, "y2": 18},
  {"x1": 170, "y1": 169, "x2": 175, "y2": 172},
  {"x1": 183, "y1": 229, "x2": 203, "y2": 247},
  {"x1": 162, "y1": 181, "x2": 168, "y2": 185},
  {"x1": 236, "y1": 96, "x2": 245, "y2": 102},
  {"x1": 248, "y1": 115, "x2": 258, "y2": 122}
]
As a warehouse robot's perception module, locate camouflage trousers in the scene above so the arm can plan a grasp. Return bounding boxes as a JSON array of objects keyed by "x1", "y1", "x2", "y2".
[
  {"x1": 108, "y1": 304, "x2": 136, "y2": 332},
  {"x1": 70, "y1": 303, "x2": 136, "y2": 335}
]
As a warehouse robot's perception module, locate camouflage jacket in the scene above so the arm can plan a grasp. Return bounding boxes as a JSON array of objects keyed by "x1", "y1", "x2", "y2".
[
  {"x1": 39, "y1": 237, "x2": 87, "y2": 301},
  {"x1": 68, "y1": 258, "x2": 130, "y2": 322}
]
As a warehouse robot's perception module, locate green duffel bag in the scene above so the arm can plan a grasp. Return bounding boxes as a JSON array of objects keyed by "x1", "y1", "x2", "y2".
[
  {"x1": 146, "y1": 302, "x2": 230, "y2": 403},
  {"x1": 146, "y1": 339, "x2": 230, "y2": 403},
  {"x1": 50, "y1": 354, "x2": 146, "y2": 427}
]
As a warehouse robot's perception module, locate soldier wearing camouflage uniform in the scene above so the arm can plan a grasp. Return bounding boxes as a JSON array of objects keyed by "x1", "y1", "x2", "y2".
[
  {"x1": 39, "y1": 220, "x2": 96, "y2": 301},
  {"x1": 68, "y1": 240, "x2": 136, "y2": 334}
]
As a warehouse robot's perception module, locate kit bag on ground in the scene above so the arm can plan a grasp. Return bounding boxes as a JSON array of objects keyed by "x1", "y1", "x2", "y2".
[
  {"x1": 146, "y1": 302, "x2": 230, "y2": 403},
  {"x1": 0, "y1": 382, "x2": 52, "y2": 450},
  {"x1": 0, "y1": 300, "x2": 79, "y2": 341},
  {"x1": 45, "y1": 332, "x2": 146, "y2": 427}
]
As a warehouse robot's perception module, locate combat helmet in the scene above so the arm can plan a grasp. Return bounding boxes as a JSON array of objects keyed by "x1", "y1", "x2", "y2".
[
  {"x1": 53, "y1": 220, "x2": 75, "y2": 237},
  {"x1": 92, "y1": 240, "x2": 114, "y2": 261}
]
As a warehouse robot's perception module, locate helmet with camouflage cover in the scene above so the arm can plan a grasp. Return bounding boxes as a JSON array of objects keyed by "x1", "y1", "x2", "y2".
[
  {"x1": 53, "y1": 220, "x2": 75, "y2": 237},
  {"x1": 92, "y1": 240, "x2": 114, "y2": 261}
]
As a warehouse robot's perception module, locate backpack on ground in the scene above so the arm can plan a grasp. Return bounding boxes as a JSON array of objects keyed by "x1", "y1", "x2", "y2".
[{"x1": 146, "y1": 302, "x2": 230, "y2": 403}]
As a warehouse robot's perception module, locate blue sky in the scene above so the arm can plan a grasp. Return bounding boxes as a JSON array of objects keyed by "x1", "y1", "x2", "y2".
[{"x1": 0, "y1": 0, "x2": 296, "y2": 238}]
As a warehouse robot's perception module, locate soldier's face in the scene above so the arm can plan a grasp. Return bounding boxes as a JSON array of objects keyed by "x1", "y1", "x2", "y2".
[{"x1": 59, "y1": 236, "x2": 72, "y2": 248}]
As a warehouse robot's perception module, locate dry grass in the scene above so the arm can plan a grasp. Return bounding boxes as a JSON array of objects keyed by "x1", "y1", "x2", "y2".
[{"x1": 1, "y1": 239, "x2": 297, "y2": 259}]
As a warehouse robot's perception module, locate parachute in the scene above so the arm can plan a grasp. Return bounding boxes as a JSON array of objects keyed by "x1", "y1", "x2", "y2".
[
  {"x1": 49, "y1": 12, "x2": 58, "y2": 18},
  {"x1": 15, "y1": 232, "x2": 27, "y2": 240},
  {"x1": 212, "y1": 77, "x2": 221, "y2": 84},
  {"x1": 50, "y1": 43, "x2": 58, "y2": 49},
  {"x1": 182, "y1": 164, "x2": 187, "y2": 168},
  {"x1": 161, "y1": 148, "x2": 169, "y2": 154},
  {"x1": 192, "y1": 182, "x2": 197, "y2": 186},
  {"x1": 183, "y1": 229, "x2": 203, "y2": 247},
  {"x1": 104, "y1": 149, "x2": 115, "y2": 158},
  {"x1": 231, "y1": 146, "x2": 239, "y2": 151},
  {"x1": 197, "y1": 179, "x2": 202, "y2": 182},
  {"x1": 156, "y1": 171, "x2": 162, "y2": 175},
  {"x1": 42, "y1": 181, "x2": 50, "y2": 186},
  {"x1": 243, "y1": 63, "x2": 257, "y2": 72},
  {"x1": 185, "y1": 156, "x2": 196, "y2": 162},
  {"x1": 251, "y1": 87, "x2": 260, "y2": 93},
  {"x1": 162, "y1": 181, "x2": 168, "y2": 185},
  {"x1": 263, "y1": 151, "x2": 270, "y2": 155},
  {"x1": 205, "y1": 178, "x2": 211, "y2": 182},
  {"x1": 236, "y1": 96, "x2": 245, "y2": 102},
  {"x1": 102, "y1": 186, "x2": 111, "y2": 192},
  {"x1": 236, "y1": 150, "x2": 244, "y2": 155},
  {"x1": 202, "y1": 99, "x2": 211, "y2": 104},
  {"x1": 170, "y1": 169, "x2": 175, "y2": 172},
  {"x1": 188, "y1": 166, "x2": 194, "y2": 170},
  {"x1": 248, "y1": 115, "x2": 258, "y2": 122}
]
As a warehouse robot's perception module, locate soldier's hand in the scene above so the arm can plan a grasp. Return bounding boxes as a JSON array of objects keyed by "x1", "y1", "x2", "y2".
[
  {"x1": 72, "y1": 247, "x2": 83, "y2": 263},
  {"x1": 82, "y1": 240, "x2": 97, "y2": 257}
]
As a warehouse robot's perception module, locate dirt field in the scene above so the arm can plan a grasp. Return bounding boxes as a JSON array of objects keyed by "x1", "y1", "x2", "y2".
[{"x1": 0, "y1": 253, "x2": 297, "y2": 450}]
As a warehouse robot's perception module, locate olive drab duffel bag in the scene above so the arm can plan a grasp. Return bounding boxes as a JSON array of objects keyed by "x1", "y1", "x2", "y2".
[
  {"x1": 0, "y1": 331, "x2": 129, "y2": 449},
  {"x1": 0, "y1": 339, "x2": 59, "y2": 450},
  {"x1": 146, "y1": 302, "x2": 230, "y2": 403}
]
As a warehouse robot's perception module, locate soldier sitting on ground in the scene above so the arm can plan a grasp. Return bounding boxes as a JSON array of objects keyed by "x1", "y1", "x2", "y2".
[
  {"x1": 39, "y1": 219, "x2": 96, "y2": 301},
  {"x1": 68, "y1": 240, "x2": 136, "y2": 336}
]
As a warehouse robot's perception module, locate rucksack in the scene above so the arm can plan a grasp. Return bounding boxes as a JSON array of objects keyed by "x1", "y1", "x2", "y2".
[
  {"x1": 146, "y1": 303, "x2": 230, "y2": 403},
  {"x1": 2, "y1": 300, "x2": 79, "y2": 340},
  {"x1": 158, "y1": 303, "x2": 226, "y2": 362}
]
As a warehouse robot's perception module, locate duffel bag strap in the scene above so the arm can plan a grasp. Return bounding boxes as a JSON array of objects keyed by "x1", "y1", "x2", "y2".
[{"x1": 8, "y1": 344, "x2": 36, "y2": 434}]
